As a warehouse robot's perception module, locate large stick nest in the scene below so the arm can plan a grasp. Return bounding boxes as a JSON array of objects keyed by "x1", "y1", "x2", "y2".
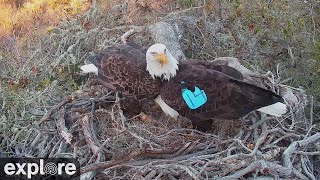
[{"x1": 14, "y1": 57, "x2": 320, "y2": 180}]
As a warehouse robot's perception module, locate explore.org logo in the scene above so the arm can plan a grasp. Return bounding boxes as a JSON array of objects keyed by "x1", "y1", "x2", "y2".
[{"x1": 0, "y1": 158, "x2": 80, "y2": 179}]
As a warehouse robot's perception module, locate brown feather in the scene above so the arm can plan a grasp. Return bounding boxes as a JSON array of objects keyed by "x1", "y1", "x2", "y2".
[
  {"x1": 160, "y1": 61, "x2": 284, "y2": 131},
  {"x1": 186, "y1": 60, "x2": 244, "y2": 80}
]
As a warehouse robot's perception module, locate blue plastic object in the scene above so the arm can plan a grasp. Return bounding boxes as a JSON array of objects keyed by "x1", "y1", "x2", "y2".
[{"x1": 182, "y1": 86, "x2": 207, "y2": 109}]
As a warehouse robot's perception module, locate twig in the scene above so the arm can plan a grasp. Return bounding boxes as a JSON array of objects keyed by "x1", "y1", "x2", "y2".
[
  {"x1": 295, "y1": 151, "x2": 320, "y2": 155},
  {"x1": 81, "y1": 115, "x2": 103, "y2": 160},
  {"x1": 301, "y1": 155, "x2": 316, "y2": 180},
  {"x1": 120, "y1": 26, "x2": 146, "y2": 44},
  {"x1": 309, "y1": 96, "x2": 314, "y2": 130},
  {"x1": 56, "y1": 108, "x2": 73, "y2": 144},
  {"x1": 87, "y1": 138, "x2": 112, "y2": 164},
  {"x1": 282, "y1": 133, "x2": 320, "y2": 171},
  {"x1": 30, "y1": 129, "x2": 41, "y2": 148},
  {"x1": 249, "y1": 122, "x2": 268, "y2": 156},
  {"x1": 80, "y1": 150, "x2": 143, "y2": 174},
  {"x1": 37, "y1": 96, "x2": 73, "y2": 125},
  {"x1": 218, "y1": 160, "x2": 266, "y2": 180},
  {"x1": 49, "y1": 138, "x2": 63, "y2": 158}
]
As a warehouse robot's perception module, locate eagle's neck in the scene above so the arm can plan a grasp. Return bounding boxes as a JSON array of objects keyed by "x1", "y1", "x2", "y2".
[{"x1": 146, "y1": 52, "x2": 179, "y2": 81}]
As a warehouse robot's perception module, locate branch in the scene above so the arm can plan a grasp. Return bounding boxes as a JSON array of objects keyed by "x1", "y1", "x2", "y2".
[
  {"x1": 218, "y1": 160, "x2": 267, "y2": 180},
  {"x1": 282, "y1": 133, "x2": 320, "y2": 171},
  {"x1": 80, "y1": 150, "x2": 143, "y2": 174},
  {"x1": 120, "y1": 26, "x2": 146, "y2": 44},
  {"x1": 37, "y1": 96, "x2": 73, "y2": 125}
]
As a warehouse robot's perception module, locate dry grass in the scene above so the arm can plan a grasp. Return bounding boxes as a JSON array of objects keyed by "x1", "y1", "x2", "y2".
[
  {"x1": 0, "y1": 0, "x2": 90, "y2": 37},
  {"x1": 0, "y1": 0, "x2": 319, "y2": 179}
]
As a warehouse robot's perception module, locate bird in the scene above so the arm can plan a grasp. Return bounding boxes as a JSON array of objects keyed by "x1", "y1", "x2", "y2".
[
  {"x1": 80, "y1": 42, "x2": 162, "y2": 118},
  {"x1": 145, "y1": 44, "x2": 287, "y2": 131}
]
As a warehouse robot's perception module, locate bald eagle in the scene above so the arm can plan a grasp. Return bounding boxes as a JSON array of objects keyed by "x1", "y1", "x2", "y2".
[
  {"x1": 81, "y1": 43, "x2": 286, "y2": 131},
  {"x1": 145, "y1": 44, "x2": 287, "y2": 131},
  {"x1": 80, "y1": 42, "x2": 243, "y2": 119}
]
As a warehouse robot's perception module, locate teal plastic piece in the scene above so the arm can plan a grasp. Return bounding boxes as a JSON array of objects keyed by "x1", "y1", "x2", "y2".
[{"x1": 182, "y1": 86, "x2": 207, "y2": 109}]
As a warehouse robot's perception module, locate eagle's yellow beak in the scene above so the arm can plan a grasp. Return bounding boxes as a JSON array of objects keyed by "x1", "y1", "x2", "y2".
[{"x1": 155, "y1": 53, "x2": 167, "y2": 65}]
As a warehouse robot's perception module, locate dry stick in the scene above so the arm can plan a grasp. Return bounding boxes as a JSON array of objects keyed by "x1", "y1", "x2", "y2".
[
  {"x1": 295, "y1": 151, "x2": 320, "y2": 155},
  {"x1": 196, "y1": 162, "x2": 210, "y2": 179},
  {"x1": 265, "y1": 134, "x2": 275, "y2": 145},
  {"x1": 81, "y1": 115, "x2": 102, "y2": 159},
  {"x1": 22, "y1": 129, "x2": 32, "y2": 149},
  {"x1": 145, "y1": 170, "x2": 157, "y2": 179},
  {"x1": 249, "y1": 117, "x2": 271, "y2": 130},
  {"x1": 282, "y1": 133, "x2": 320, "y2": 172},
  {"x1": 301, "y1": 155, "x2": 316, "y2": 180},
  {"x1": 37, "y1": 134, "x2": 49, "y2": 156},
  {"x1": 80, "y1": 115, "x2": 106, "y2": 179},
  {"x1": 182, "y1": 139, "x2": 201, "y2": 155},
  {"x1": 262, "y1": 147, "x2": 281, "y2": 160},
  {"x1": 170, "y1": 142, "x2": 192, "y2": 157},
  {"x1": 56, "y1": 108, "x2": 73, "y2": 144},
  {"x1": 292, "y1": 168, "x2": 309, "y2": 180},
  {"x1": 248, "y1": 122, "x2": 268, "y2": 156},
  {"x1": 224, "y1": 160, "x2": 254, "y2": 177},
  {"x1": 227, "y1": 146, "x2": 236, "y2": 157},
  {"x1": 141, "y1": 145, "x2": 191, "y2": 159},
  {"x1": 265, "y1": 133, "x2": 301, "y2": 149},
  {"x1": 57, "y1": 140, "x2": 67, "y2": 154},
  {"x1": 265, "y1": 162, "x2": 292, "y2": 177},
  {"x1": 37, "y1": 96, "x2": 73, "y2": 125},
  {"x1": 9, "y1": 125, "x2": 32, "y2": 147},
  {"x1": 309, "y1": 96, "x2": 314, "y2": 130},
  {"x1": 155, "y1": 128, "x2": 220, "y2": 139},
  {"x1": 120, "y1": 26, "x2": 146, "y2": 44},
  {"x1": 196, "y1": 158, "x2": 246, "y2": 179},
  {"x1": 168, "y1": 174, "x2": 178, "y2": 180},
  {"x1": 30, "y1": 129, "x2": 42, "y2": 148},
  {"x1": 41, "y1": 135, "x2": 58, "y2": 157},
  {"x1": 154, "y1": 171, "x2": 164, "y2": 179},
  {"x1": 87, "y1": 138, "x2": 111, "y2": 165},
  {"x1": 225, "y1": 130, "x2": 244, "y2": 154},
  {"x1": 305, "y1": 124, "x2": 316, "y2": 140},
  {"x1": 170, "y1": 164, "x2": 199, "y2": 180},
  {"x1": 273, "y1": 116, "x2": 296, "y2": 133},
  {"x1": 218, "y1": 160, "x2": 267, "y2": 180},
  {"x1": 230, "y1": 139, "x2": 252, "y2": 153},
  {"x1": 49, "y1": 138, "x2": 63, "y2": 158},
  {"x1": 253, "y1": 117, "x2": 259, "y2": 141},
  {"x1": 128, "y1": 148, "x2": 225, "y2": 169},
  {"x1": 81, "y1": 145, "x2": 218, "y2": 176},
  {"x1": 126, "y1": 130, "x2": 162, "y2": 148},
  {"x1": 80, "y1": 150, "x2": 143, "y2": 174}
]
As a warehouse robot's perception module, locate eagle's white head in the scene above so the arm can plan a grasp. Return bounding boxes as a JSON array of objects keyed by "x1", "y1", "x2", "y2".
[{"x1": 146, "y1": 44, "x2": 179, "y2": 81}]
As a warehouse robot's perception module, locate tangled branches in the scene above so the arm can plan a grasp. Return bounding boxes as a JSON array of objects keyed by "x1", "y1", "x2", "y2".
[{"x1": 5, "y1": 80, "x2": 318, "y2": 179}]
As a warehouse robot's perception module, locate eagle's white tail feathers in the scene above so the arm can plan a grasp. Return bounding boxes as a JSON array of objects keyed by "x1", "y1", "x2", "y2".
[
  {"x1": 257, "y1": 102, "x2": 287, "y2": 117},
  {"x1": 155, "y1": 95, "x2": 179, "y2": 120},
  {"x1": 80, "y1": 64, "x2": 98, "y2": 75}
]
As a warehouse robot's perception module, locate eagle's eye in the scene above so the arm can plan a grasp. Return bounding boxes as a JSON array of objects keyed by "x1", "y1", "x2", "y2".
[{"x1": 164, "y1": 49, "x2": 167, "y2": 54}]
